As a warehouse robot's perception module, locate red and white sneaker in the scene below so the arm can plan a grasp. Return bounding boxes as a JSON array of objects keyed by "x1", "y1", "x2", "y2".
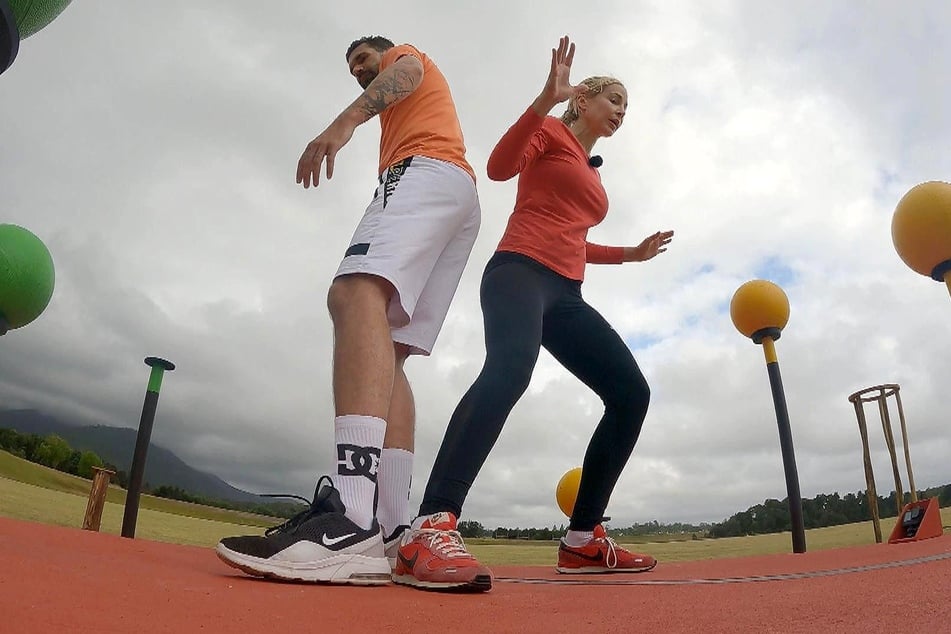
[
  {"x1": 556, "y1": 525, "x2": 657, "y2": 574},
  {"x1": 391, "y1": 512, "x2": 492, "y2": 592}
]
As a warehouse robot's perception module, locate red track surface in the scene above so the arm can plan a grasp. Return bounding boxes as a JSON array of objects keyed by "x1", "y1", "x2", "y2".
[{"x1": 2, "y1": 516, "x2": 949, "y2": 633}]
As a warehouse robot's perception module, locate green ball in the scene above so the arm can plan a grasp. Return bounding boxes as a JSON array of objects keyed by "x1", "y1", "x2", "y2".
[
  {"x1": 0, "y1": 224, "x2": 55, "y2": 332},
  {"x1": 9, "y1": 0, "x2": 73, "y2": 39}
]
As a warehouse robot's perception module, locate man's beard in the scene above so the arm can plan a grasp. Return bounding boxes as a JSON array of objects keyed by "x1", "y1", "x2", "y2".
[{"x1": 358, "y1": 71, "x2": 376, "y2": 89}]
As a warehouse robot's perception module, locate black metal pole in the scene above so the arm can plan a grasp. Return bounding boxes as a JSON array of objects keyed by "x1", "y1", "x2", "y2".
[
  {"x1": 121, "y1": 356, "x2": 175, "y2": 538},
  {"x1": 765, "y1": 354, "x2": 806, "y2": 553}
]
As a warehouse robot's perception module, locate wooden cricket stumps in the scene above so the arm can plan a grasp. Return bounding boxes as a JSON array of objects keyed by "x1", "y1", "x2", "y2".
[
  {"x1": 82, "y1": 466, "x2": 115, "y2": 531},
  {"x1": 847, "y1": 383, "x2": 917, "y2": 543}
]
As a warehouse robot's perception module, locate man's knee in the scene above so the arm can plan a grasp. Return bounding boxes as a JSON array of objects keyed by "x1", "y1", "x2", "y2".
[{"x1": 327, "y1": 274, "x2": 395, "y2": 320}]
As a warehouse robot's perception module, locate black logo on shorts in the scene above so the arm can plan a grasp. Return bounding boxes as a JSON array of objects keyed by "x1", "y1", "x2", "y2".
[
  {"x1": 382, "y1": 157, "x2": 413, "y2": 209},
  {"x1": 344, "y1": 242, "x2": 370, "y2": 257},
  {"x1": 337, "y1": 444, "x2": 381, "y2": 482}
]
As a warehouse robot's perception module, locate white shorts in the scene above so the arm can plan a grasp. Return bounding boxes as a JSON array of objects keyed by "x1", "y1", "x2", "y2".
[{"x1": 334, "y1": 156, "x2": 481, "y2": 356}]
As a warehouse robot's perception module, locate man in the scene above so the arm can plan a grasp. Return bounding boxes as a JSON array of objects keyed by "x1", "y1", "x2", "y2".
[{"x1": 215, "y1": 36, "x2": 481, "y2": 585}]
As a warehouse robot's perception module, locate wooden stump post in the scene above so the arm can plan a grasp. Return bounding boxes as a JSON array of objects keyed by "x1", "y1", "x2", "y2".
[
  {"x1": 82, "y1": 466, "x2": 115, "y2": 531},
  {"x1": 847, "y1": 384, "x2": 917, "y2": 544}
]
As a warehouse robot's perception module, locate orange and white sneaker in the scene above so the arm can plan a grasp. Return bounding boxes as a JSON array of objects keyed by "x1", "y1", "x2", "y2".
[
  {"x1": 391, "y1": 512, "x2": 492, "y2": 592},
  {"x1": 556, "y1": 525, "x2": 657, "y2": 574}
]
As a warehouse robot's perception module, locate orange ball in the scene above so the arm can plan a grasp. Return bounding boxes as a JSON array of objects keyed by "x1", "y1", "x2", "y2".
[
  {"x1": 730, "y1": 280, "x2": 790, "y2": 339},
  {"x1": 891, "y1": 181, "x2": 951, "y2": 280},
  {"x1": 556, "y1": 467, "x2": 582, "y2": 517}
]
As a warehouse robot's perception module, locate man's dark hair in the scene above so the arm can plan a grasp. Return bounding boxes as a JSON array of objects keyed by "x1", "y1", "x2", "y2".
[{"x1": 346, "y1": 36, "x2": 395, "y2": 61}]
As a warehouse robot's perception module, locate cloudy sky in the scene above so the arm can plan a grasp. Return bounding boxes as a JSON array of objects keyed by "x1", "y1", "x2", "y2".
[{"x1": 2, "y1": 1, "x2": 950, "y2": 531}]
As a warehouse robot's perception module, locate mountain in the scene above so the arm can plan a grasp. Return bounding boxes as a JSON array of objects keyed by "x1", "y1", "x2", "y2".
[{"x1": 0, "y1": 409, "x2": 264, "y2": 503}]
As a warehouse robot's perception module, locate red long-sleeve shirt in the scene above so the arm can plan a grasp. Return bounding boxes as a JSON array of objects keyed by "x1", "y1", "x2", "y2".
[{"x1": 487, "y1": 107, "x2": 624, "y2": 281}]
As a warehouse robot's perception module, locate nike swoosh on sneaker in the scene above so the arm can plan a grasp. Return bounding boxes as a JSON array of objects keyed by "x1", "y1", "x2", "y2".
[
  {"x1": 561, "y1": 546, "x2": 604, "y2": 562},
  {"x1": 321, "y1": 532, "x2": 356, "y2": 547},
  {"x1": 397, "y1": 550, "x2": 419, "y2": 570}
]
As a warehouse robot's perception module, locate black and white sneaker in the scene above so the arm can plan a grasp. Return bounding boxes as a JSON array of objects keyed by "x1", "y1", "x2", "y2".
[
  {"x1": 215, "y1": 476, "x2": 390, "y2": 585},
  {"x1": 383, "y1": 524, "x2": 410, "y2": 570}
]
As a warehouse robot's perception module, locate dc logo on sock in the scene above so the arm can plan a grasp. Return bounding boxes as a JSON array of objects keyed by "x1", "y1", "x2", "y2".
[{"x1": 337, "y1": 444, "x2": 381, "y2": 482}]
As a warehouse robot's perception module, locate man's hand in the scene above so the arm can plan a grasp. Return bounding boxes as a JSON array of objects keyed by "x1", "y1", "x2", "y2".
[
  {"x1": 296, "y1": 54, "x2": 424, "y2": 190},
  {"x1": 296, "y1": 116, "x2": 358, "y2": 189},
  {"x1": 625, "y1": 230, "x2": 675, "y2": 262}
]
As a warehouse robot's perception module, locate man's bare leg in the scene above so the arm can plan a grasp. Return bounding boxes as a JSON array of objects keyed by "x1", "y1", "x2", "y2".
[
  {"x1": 327, "y1": 273, "x2": 396, "y2": 529},
  {"x1": 328, "y1": 274, "x2": 396, "y2": 418},
  {"x1": 385, "y1": 344, "x2": 415, "y2": 450},
  {"x1": 378, "y1": 344, "x2": 416, "y2": 539}
]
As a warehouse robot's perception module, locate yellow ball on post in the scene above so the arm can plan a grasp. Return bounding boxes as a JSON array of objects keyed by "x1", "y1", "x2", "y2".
[
  {"x1": 729, "y1": 278, "x2": 806, "y2": 553},
  {"x1": 556, "y1": 467, "x2": 582, "y2": 517},
  {"x1": 730, "y1": 280, "x2": 790, "y2": 340},
  {"x1": 891, "y1": 181, "x2": 951, "y2": 295}
]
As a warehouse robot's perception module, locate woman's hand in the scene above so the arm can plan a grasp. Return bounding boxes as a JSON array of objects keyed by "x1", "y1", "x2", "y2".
[
  {"x1": 624, "y1": 231, "x2": 675, "y2": 262},
  {"x1": 532, "y1": 36, "x2": 588, "y2": 115}
]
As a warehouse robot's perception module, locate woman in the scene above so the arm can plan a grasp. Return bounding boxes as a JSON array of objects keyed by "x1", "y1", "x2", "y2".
[{"x1": 393, "y1": 36, "x2": 674, "y2": 592}]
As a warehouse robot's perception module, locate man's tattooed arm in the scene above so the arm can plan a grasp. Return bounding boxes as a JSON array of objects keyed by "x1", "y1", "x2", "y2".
[{"x1": 341, "y1": 55, "x2": 424, "y2": 126}]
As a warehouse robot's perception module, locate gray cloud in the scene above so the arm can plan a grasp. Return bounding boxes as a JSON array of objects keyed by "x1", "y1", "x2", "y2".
[{"x1": 2, "y1": 1, "x2": 950, "y2": 531}]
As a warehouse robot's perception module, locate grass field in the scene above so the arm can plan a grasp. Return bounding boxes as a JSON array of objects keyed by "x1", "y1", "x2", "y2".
[{"x1": 2, "y1": 450, "x2": 948, "y2": 565}]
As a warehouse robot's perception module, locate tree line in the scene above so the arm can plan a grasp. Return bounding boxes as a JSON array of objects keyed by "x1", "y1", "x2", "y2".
[
  {"x1": 456, "y1": 520, "x2": 714, "y2": 540},
  {"x1": 455, "y1": 488, "x2": 951, "y2": 540},
  {"x1": 149, "y1": 485, "x2": 308, "y2": 519},
  {"x1": 708, "y1": 486, "x2": 951, "y2": 538},
  {"x1": 6, "y1": 427, "x2": 950, "y2": 536},
  {"x1": 1, "y1": 427, "x2": 111, "y2": 480},
  {"x1": 0, "y1": 428, "x2": 302, "y2": 519}
]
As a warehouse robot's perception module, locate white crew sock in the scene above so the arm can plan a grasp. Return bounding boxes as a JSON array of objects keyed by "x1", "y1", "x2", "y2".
[
  {"x1": 334, "y1": 415, "x2": 386, "y2": 530},
  {"x1": 376, "y1": 447, "x2": 413, "y2": 539},
  {"x1": 563, "y1": 530, "x2": 594, "y2": 547}
]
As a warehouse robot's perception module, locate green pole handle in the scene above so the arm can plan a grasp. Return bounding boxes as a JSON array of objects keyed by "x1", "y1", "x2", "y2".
[{"x1": 147, "y1": 366, "x2": 165, "y2": 393}]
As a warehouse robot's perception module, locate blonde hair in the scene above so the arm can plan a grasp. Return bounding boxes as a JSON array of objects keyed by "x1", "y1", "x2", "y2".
[{"x1": 560, "y1": 76, "x2": 625, "y2": 125}]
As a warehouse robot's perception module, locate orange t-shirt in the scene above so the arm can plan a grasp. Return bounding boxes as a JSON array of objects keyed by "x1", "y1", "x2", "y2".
[
  {"x1": 377, "y1": 45, "x2": 474, "y2": 180},
  {"x1": 487, "y1": 107, "x2": 624, "y2": 281}
]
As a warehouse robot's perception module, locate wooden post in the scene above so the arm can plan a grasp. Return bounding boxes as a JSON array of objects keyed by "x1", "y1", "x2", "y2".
[
  {"x1": 848, "y1": 383, "x2": 918, "y2": 544},
  {"x1": 82, "y1": 467, "x2": 115, "y2": 531},
  {"x1": 893, "y1": 389, "x2": 918, "y2": 502},
  {"x1": 876, "y1": 390, "x2": 904, "y2": 513},
  {"x1": 852, "y1": 400, "x2": 882, "y2": 543}
]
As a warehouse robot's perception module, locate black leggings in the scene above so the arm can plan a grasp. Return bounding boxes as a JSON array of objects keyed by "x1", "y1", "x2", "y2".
[{"x1": 419, "y1": 252, "x2": 650, "y2": 530}]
